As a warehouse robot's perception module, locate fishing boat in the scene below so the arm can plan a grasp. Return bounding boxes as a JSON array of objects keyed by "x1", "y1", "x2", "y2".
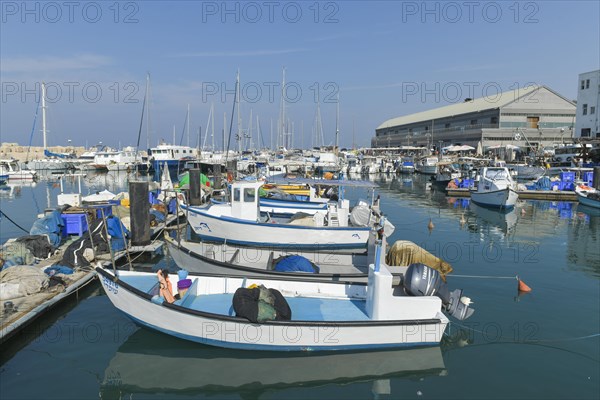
[
  {"x1": 0, "y1": 159, "x2": 37, "y2": 181},
  {"x1": 415, "y1": 156, "x2": 438, "y2": 175},
  {"x1": 148, "y1": 143, "x2": 198, "y2": 172},
  {"x1": 164, "y1": 228, "x2": 449, "y2": 283},
  {"x1": 399, "y1": 157, "x2": 415, "y2": 174},
  {"x1": 470, "y1": 167, "x2": 518, "y2": 209},
  {"x1": 575, "y1": 185, "x2": 600, "y2": 209},
  {"x1": 181, "y1": 180, "x2": 389, "y2": 250},
  {"x1": 96, "y1": 248, "x2": 474, "y2": 351},
  {"x1": 100, "y1": 328, "x2": 446, "y2": 396}
]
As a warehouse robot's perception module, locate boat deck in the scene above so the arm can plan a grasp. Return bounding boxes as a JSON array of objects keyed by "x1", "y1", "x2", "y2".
[
  {"x1": 185, "y1": 293, "x2": 370, "y2": 322},
  {"x1": 446, "y1": 188, "x2": 578, "y2": 201}
]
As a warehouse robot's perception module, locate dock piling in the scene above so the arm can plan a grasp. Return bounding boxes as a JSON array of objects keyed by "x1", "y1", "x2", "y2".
[
  {"x1": 129, "y1": 181, "x2": 151, "y2": 246},
  {"x1": 189, "y1": 169, "x2": 202, "y2": 206}
]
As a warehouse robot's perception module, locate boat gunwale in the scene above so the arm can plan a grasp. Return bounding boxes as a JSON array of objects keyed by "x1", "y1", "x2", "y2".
[
  {"x1": 96, "y1": 267, "x2": 442, "y2": 328},
  {"x1": 182, "y1": 203, "x2": 373, "y2": 232},
  {"x1": 164, "y1": 235, "x2": 369, "y2": 280}
]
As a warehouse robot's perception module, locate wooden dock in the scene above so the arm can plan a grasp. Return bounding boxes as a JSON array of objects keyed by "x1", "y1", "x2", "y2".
[
  {"x1": 1, "y1": 212, "x2": 183, "y2": 344},
  {"x1": 446, "y1": 188, "x2": 578, "y2": 201}
]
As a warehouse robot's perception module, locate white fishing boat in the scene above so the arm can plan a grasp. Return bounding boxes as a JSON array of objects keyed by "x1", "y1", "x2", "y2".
[
  {"x1": 181, "y1": 180, "x2": 390, "y2": 250},
  {"x1": 470, "y1": 167, "x2": 518, "y2": 209},
  {"x1": 575, "y1": 185, "x2": 600, "y2": 209},
  {"x1": 148, "y1": 143, "x2": 198, "y2": 171},
  {"x1": 96, "y1": 248, "x2": 474, "y2": 351},
  {"x1": 415, "y1": 157, "x2": 438, "y2": 175},
  {"x1": 0, "y1": 159, "x2": 37, "y2": 181}
]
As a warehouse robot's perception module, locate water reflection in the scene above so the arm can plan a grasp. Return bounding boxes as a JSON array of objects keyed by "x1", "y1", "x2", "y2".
[
  {"x1": 100, "y1": 329, "x2": 446, "y2": 399},
  {"x1": 468, "y1": 202, "x2": 518, "y2": 240}
]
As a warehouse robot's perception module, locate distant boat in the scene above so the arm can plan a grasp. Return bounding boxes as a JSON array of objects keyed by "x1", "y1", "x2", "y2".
[
  {"x1": 26, "y1": 82, "x2": 72, "y2": 171},
  {"x1": 576, "y1": 185, "x2": 600, "y2": 209},
  {"x1": 148, "y1": 143, "x2": 198, "y2": 171},
  {"x1": 470, "y1": 167, "x2": 518, "y2": 209},
  {"x1": 0, "y1": 159, "x2": 37, "y2": 181},
  {"x1": 415, "y1": 156, "x2": 438, "y2": 175},
  {"x1": 96, "y1": 251, "x2": 474, "y2": 351}
]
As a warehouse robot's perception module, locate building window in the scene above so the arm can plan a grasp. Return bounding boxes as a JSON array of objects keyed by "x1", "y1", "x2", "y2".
[
  {"x1": 491, "y1": 116, "x2": 498, "y2": 124},
  {"x1": 583, "y1": 104, "x2": 587, "y2": 115},
  {"x1": 445, "y1": 123, "x2": 450, "y2": 128},
  {"x1": 470, "y1": 119, "x2": 477, "y2": 125},
  {"x1": 586, "y1": 79, "x2": 590, "y2": 89},
  {"x1": 581, "y1": 128, "x2": 591, "y2": 137},
  {"x1": 591, "y1": 106, "x2": 596, "y2": 115},
  {"x1": 581, "y1": 80, "x2": 585, "y2": 90}
]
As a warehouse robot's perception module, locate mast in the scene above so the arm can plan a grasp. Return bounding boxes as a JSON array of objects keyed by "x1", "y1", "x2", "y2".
[
  {"x1": 335, "y1": 93, "x2": 340, "y2": 155},
  {"x1": 187, "y1": 104, "x2": 190, "y2": 147},
  {"x1": 145, "y1": 73, "x2": 150, "y2": 149},
  {"x1": 279, "y1": 67, "x2": 286, "y2": 149},
  {"x1": 211, "y1": 102, "x2": 215, "y2": 151},
  {"x1": 236, "y1": 69, "x2": 242, "y2": 153},
  {"x1": 223, "y1": 112, "x2": 226, "y2": 153},
  {"x1": 41, "y1": 82, "x2": 48, "y2": 150}
]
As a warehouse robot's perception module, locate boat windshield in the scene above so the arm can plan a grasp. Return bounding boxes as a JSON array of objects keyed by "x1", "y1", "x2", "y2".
[{"x1": 485, "y1": 169, "x2": 508, "y2": 180}]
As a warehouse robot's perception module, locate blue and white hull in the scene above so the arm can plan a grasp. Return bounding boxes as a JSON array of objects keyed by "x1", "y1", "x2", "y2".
[{"x1": 182, "y1": 204, "x2": 370, "y2": 250}]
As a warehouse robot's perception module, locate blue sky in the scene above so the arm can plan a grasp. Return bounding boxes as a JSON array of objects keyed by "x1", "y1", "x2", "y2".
[{"x1": 1, "y1": 1, "x2": 599, "y2": 149}]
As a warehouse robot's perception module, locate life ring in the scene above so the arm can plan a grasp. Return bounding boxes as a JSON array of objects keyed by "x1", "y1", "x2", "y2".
[{"x1": 566, "y1": 157, "x2": 572, "y2": 162}]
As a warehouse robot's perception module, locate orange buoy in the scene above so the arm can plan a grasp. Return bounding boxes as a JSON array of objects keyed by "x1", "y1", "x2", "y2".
[
  {"x1": 428, "y1": 218, "x2": 434, "y2": 231},
  {"x1": 518, "y1": 278, "x2": 532, "y2": 292}
]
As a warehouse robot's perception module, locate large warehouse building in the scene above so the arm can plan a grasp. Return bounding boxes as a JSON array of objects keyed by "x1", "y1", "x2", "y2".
[{"x1": 372, "y1": 86, "x2": 576, "y2": 150}]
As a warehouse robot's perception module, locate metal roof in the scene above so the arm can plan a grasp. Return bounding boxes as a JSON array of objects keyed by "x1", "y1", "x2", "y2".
[{"x1": 377, "y1": 85, "x2": 541, "y2": 130}]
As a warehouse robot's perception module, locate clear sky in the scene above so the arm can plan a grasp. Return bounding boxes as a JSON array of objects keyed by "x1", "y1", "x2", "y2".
[{"x1": 1, "y1": 0, "x2": 599, "y2": 150}]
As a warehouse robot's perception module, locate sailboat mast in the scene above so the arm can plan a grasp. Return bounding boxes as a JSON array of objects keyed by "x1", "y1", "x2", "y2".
[
  {"x1": 335, "y1": 93, "x2": 339, "y2": 154},
  {"x1": 236, "y1": 70, "x2": 242, "y2": 153},
  {"x1": 187, "y1": 104, "x2": 190, "y2": 147},
  {"x1": 41, "y1": 82, "x2": 47, "y2": 150},
  {"x1": 211, "y1": 103, "x2": 215, "y2": 151},
  {"x1": 145, "y1": 74, "x2": 150, "y2": 149}
]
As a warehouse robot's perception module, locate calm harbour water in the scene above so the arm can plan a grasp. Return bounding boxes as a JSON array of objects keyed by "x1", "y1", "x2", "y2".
[{"x1": 1, "y1": 171, "x2": 599, "y2": 399}]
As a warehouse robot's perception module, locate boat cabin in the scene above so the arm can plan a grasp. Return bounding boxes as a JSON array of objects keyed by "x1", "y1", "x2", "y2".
[{"x1": 230, "y1": 180, "x2": 263, "y2": 221}]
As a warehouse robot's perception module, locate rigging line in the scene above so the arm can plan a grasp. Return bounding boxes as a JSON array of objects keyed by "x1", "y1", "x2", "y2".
[
  {"x1": 26, "y1": 95, "x2": 42, "y2": 163},
  {"x1": 224, "y1": 74, "x2": 238, "y2": 167},
  {"x1": 448, "y1": 274, "x2": 518, "y2": 279},
  {"x1": 133, "y1": 80, "x2": 148, "y2": 173},
  {"x1": 450, "y1": 321, "x2": 600, "y2": 344},
  {"x1": 0, "y1": 209, "x2": 30, "y2": 233}
]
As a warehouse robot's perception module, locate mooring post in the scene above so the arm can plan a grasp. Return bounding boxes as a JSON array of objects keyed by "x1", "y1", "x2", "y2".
[
  {"x1": 593, "y1": 167, "x2": 600, "y2": 190},
  {"x1": 189, "y1": 169, "x2": 202, "y2": 206},
  {"x1": 213, "y1": 164, "x2": 222, "y2": 189},
  {"x1": 129, "y1": 181, "x2": 150, "y2": 246}
]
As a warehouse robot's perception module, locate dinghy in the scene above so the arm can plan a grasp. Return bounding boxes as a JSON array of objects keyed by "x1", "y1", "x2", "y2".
[{"x1": 470, "y1": 167, "x2": 518, "y2": 209}]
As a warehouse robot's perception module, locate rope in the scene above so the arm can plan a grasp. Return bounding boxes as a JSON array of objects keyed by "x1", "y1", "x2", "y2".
[
  {"x1": 0, "y1": 209, "x2": 30, "y2": 233},
  {"x1": 449, "y1": 274, "x2": 518, "y2": 279},
  {"x1": 448, "y1": 321, "x2": 600, "y2": 344}
]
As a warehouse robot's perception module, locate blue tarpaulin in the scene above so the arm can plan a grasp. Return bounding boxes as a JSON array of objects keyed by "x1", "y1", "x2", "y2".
[
  {"x1": 273, "y1": 255, "x2": 319, "y2": 273},
  {"x1": 29, "y1": 210, "x2": 64, "y2": 247}
]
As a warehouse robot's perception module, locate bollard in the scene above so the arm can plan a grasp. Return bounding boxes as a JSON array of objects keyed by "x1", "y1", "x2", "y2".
[
  {"x1": 189, "y1": 169, "x2": 202, "y2": 206},
  {"x1": 129, "y1": 181, "x2": 150, "y2": 246},
  {"x1": 213, "y1": 164, "x2": 222, "y2": 189},
  {"x1": 593, "y1": 167, "x2": 600, "y2": 190}
]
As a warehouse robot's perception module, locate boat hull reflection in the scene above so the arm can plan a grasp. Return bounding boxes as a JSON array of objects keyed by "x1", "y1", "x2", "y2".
[{"x1": 101, "y1": 329, "x2": 446, "y2": 396}]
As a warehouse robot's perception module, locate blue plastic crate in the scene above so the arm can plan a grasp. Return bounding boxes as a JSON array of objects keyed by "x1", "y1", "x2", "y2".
[
  {"x1": 61, "y1": 214, "x2": 88, "y2": 236},
  {"x1": 559, "y1": 172, "x2": 575, "y2": 182}
]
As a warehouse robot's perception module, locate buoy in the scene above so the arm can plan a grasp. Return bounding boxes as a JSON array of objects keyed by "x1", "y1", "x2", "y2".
[
  {"x1": 518, "y1": 278, "x2": 532, "y2": 292},
  {"x1": 428, "y1": 218, "x2": 434, "y2": 231}
]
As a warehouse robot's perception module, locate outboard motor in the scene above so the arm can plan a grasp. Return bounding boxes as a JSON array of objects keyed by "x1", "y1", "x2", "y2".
[{"x1": 403, "y1": 263, "x2": 475, "y2": 321}]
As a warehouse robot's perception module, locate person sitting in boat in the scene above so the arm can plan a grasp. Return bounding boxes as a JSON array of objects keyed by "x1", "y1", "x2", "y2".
[{"x1": 156, "y1": 269, "x2": 176, "y2": 304}]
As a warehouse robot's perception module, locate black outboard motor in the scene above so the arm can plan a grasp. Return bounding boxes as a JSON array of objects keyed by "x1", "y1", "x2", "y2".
[{"x1": 403, "y1": 263, "x2": 475, "y2": 321}]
